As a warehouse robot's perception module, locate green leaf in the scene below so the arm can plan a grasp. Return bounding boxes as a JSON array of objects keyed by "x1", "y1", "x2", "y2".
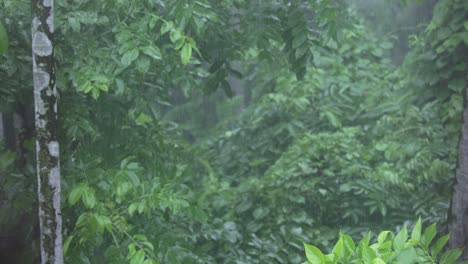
[
  {"x1": 375, "y1": 142, "x2": 388, "y2": 151},
  {"x1": 95, "y1": 84, "x2": 108, "y2": 92},
  {"x1": 362, "y1": 244, "x2": 377, "y2": 263},
  {"x1": 127, "y1": 162, "x2": 139, "y2": 170},
  {"x1": 341, "y1": 233, "x2": 355, "y2": 250},
  {"x1": 121, "y1": 49, "x2": 140, "y2": 66},
  {"x1": 141, "y1": 241, "x2": 154, "y2": 251},
  {"x1": 421, "y1": 223, "x2": 437, "y2": 249},
  {"x1": 136, "y1": 113, "x2": 151, "y2": 124},
  {"x1": 134, "y1": 234, "x2": 148, "y2": 241},
  {"x1": 371, "y1": 258, "x2": 386, "y2": 264},
  {"x1": 90, "y1": 74, "x2": 109, "y2": 84},
  {"x1": 341, "y1": 233, "x2": 355, "y2": 261},
  {"x1": 127, "y1": 171, "x2": 141, "y2": 186},
  {"x1": 82, "y1": 189, "x2": 96, "y2": 209},
  {"x1": 304, "y1": 243, "x2": 325, "y2": 264},
  {"x1": 404, "y1": 238, "x2": 419, "y2": 248},
  {"x1": 357, "y1": 232, "x2": 371, "y2": 258},
  {"x1": 95, "y1": 215, "x2": 112, "y2": 233},
  {"x1": 411, "y1": 217, "x2": 422, "y2": 241},
  {"x1": 68, "y1": 186, "x2": 84, "y2": 205},
  {"x1": 0, "y1": 21, "x2": 8, "y2": 54},
  {"x1": 142, "y1": 46, "x2": 162, "y2": 60},
  {"x1": 371, "y1": 48, "x2": 383, "y2": 57},
  {"x1": 332, "y1": 236, "x2": 344, "y2": 260},
  {"x1": 63, "y1": 235, "x2": 74, "y2": 255},
  {"x1": 377, "y1": 231, "x2": 392, "y2": 245},
  {"x1": 393, "y1": 226, "x2": 408, "y2": 251},
  {"x1": 75, "y1": 213, "x2": 89, "y2": 227},
  {"x1": 174, "y1": 37, "x2": 185, "y2": 50},
  {"x1": 430, "y1": 233, "x2": 450, "y2": 258},
  {"x1": 115, "y1": 78, "x2": 125, "y2": 94},
  {"x1": 181, "y1": 43, "x2": 192, "y2": 65},
  {"x1": 161, "y1": 21, "x2": 174, "y2": 35},
  {"x1": 129, "y1": 203, "x2": 138, "y2": 216},
  {"x1": 91, "y1": 88, "x2": 100, "y2": 99},
  {"x1": 396, "y1": 247, "x2": 419, "y2": 263},
  {"x1": 68, "y1": 17, "x2": 81, "y2": 32},
  {"x1": 128, "y1": 243, "x2": 137, "y2": 257},
  {"x1": 142, "y1": 241, "x2": 154, "y2": 251},
  {"x1": 192, "y1": 44, "x2": 202, "y2": 57},
  {"x1": 380, "y1": 41, "x2": 393, "y2": 49},
  {"x1": 137, "y1": 201, "x2": 146, "y2": 214},
  {"x1": 323, "y1": 111, "x2": 341, "y2": 128},
  {"x1": 324, "y1": 253, "x2": 335, "y2": 263},
  {"x1": 379, "y1": 240, "x2": 393, "y2": 252},
  {"x1": 116, "y1": 31, "x2": 133, "y2": 44},
  {"x1": 292, "y1": 33, "x2": 307, "y2": 49},
  {"x1": 252, "y1": 207, "x2": 266, "y2": 219},
  {"x1": 81, "y1": 81, "x2": 93, "y2": 93},
  {"x1": 170, "y1": 29, "x2": 182, "y2": 43},
  {"x1": 295, "y1": 44, "x2": 309, "y2": 59},
  {"x1": 439, "y1": 248, "x2": 462, "y2": 264},
  {"x1": 136, "y1": 56, "x2": 151, "y2": 73},
  {"x1": 149, "y1": 16, "x2": 159, "y2": 29},
  {"x1": 130, "y1": 249, "x2": 146, "y2": 264}
]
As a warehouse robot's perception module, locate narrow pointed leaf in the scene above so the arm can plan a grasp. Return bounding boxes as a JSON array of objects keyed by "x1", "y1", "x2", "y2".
[
  {"x1": 411, "y1": 217, "x2": 422, "y2": 241},
  {"x1": 181, "y1": 43, "x2": 192, "y2": 65},
  {"x1": 431, "y1": 233, "x2": 450, "y2": 258},
  {"x1": 421, "y1": 223, "x2": 437, "y2": 249},
  {"x1": 393, "y1": 226, "x2": 408, "y2": 251},
  {"x1": 439, "y1": 248, "x2": 462, "y2": 264}
]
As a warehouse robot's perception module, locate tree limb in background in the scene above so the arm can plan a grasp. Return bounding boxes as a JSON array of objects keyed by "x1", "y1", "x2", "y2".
[{"x1": 449, "y1": 72, "x2": 468, "y2": 257}]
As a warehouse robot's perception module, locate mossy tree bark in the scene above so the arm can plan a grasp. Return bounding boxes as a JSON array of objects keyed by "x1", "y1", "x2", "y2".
[
  {"x1": 32, "y1": 0, "x2": 63, "y2": 263},
  {"x1": 448, "y1": 73, "x2": 468, "y2": 256}
]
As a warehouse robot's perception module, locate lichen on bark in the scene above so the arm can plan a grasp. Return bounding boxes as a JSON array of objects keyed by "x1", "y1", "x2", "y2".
[{"x1": 32, "y1": 0, "x2": 63, "y2": 263}]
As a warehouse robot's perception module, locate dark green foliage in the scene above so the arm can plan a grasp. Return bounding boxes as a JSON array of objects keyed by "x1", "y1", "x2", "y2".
[
  {"x1": 0, "y1": 21, "x2": 7, "y2": 54},
  {"x1": 186, "y1": 0, "x2": 466, "y2": 262},
  {"x1": 0, "y1": 0, "x2": 467, "y2": 263}
]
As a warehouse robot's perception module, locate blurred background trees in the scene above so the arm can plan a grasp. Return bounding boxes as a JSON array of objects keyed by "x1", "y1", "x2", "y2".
[{"x1": 0, "y1": 0, "x2": 467, "y2": 263}]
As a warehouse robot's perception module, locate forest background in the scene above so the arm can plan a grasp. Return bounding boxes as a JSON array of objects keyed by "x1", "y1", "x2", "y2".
[{"x1": 1, "y1": 0, "x2": 468, "y2": 263}]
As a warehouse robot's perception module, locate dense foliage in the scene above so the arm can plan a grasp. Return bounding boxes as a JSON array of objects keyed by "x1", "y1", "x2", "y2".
[
  {"x1": 304, "y1": 218, "x2": 465, "y2": 264},
  {"x1": 0, "y1": 0, "x2": 467, "y2": 263}
]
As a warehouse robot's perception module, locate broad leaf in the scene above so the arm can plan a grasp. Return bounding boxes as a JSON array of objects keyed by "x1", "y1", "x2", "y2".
[
  {"x1": 142, "y1": 46, "x2": 162, "y2": 60},
  {"x1": 121, "y1": 49, "x2": 140, "y2": 66},
  {"x1": 304, "y1": 244, "x2": 325, "y2": 264}
]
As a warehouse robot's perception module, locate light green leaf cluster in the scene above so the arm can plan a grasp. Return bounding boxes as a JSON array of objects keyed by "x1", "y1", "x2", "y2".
[{"x1": 304, "y1": 218, "x2": 466, "y2": 264}]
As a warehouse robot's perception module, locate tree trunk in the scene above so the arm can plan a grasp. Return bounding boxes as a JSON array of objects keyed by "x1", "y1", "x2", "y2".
[
  {"x1": 32, "y1": 0, "x2": 63, "y2": 263},
  {"x1": 448, "y1": 73, "x2": 468, "y2": 256}
]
